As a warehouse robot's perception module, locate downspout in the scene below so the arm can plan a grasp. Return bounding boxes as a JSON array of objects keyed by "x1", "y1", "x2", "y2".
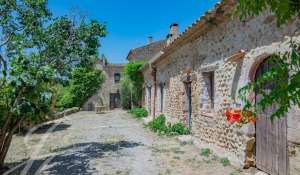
[{"x1": 151, "y1": 66, "x2": 157, "y2": 118}]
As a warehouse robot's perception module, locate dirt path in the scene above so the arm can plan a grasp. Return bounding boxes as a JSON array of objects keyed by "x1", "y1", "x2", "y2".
[{"x1": 5, "y1": 110, "x2": 256, "y2": 175}]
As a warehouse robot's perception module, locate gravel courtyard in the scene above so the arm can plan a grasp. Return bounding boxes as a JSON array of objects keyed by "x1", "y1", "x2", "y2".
[{"x1": 4, "y1": 110, "x2": 257, "y2": 175}]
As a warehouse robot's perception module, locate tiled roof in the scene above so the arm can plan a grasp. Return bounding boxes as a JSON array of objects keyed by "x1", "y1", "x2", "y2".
[
  {"x1": 126, "y1": 40, "x2": 167, "y2": 61},
  {"x1": 151, "y1": 0, "x2": 236, "y2": 65}
]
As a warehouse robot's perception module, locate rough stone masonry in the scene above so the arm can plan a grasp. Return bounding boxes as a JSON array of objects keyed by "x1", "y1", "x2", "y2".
[{"x1": 140, "y1": 0, "x2": 300, "y2": 174}]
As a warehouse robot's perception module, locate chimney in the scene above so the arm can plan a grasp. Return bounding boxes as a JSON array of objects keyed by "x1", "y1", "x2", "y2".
[
  {"x1": 167, "y1": 23, "x2": 179, "y2": 46},
  {"x1": 169, "y1": 23, "x2": 179, "y2": 36},
  {"x1": 148, "y1": 36, "x2": 154, "y2": 44}
]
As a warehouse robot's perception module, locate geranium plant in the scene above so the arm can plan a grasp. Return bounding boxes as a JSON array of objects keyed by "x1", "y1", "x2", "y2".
[{"x1": 225, "y1": 108, "x2": 256, "y2": 127}]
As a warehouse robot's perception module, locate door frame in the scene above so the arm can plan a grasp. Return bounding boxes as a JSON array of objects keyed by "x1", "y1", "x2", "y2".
[{"x1": 183, "y1": 73, "x2": 193, "y2": 130}]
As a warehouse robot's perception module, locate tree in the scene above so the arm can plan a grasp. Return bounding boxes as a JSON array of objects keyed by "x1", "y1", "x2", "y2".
[
  {"x1": 57, "y1": 67, "x2": 105, "y2": 109},
  {"x1": 123, "y1": 61, "x2": 145, "y2": 107},
  {"x1": 235, "y1": 0, "x2": 300, "y2": 25},
  {"x1": 120, "y1": 79, "x2": 132, "y2": 109},
  {"x1": 236, "y1": 0, "x2": 300, "y2": 119},
  {"x1": 0, "y1": 0, "x2": 106, "y2": 170}
]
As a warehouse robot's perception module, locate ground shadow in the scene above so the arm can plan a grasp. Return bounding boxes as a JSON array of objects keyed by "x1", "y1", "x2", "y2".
[
  {"x1": 32, "y1": 123, "x2": 71, "y2": 134},
  {"x1": 4, "y1": 141, "x2": 141, "y2": 175}
]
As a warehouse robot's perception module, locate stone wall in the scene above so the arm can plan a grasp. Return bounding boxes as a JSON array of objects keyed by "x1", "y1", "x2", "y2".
[
  {"x1": 82, "y1": 64, "x2": 124, "y2": 111},
  {"x1": 142, "y1": 11, "x2": 300, "y2": 170}
]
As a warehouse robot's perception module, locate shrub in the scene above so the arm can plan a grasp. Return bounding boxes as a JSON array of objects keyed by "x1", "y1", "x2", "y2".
[
  {"x1": 146, "y1": 114, "x2": 190, "y2": 135},
  {"x1": 170, "y1": 123, "x2": 190, "y2": 135},
  {"x1": 147, "y1": 115, "x2": 169, "y2": 133},
  {"x1": 129, "y1": 107, "x2": 148, "y2": 118}
]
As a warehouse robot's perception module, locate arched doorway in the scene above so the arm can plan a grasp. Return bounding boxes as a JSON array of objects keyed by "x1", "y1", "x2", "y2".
[{"x1": 255, "y1": 58, "x2": 288, "y2": 175}]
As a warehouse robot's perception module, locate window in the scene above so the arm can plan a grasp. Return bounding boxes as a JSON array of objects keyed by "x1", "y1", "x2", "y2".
[
  {"x1": 202, "y1": 72, "x2": 214, "y2": 109},
  {"x1": 114, "y1": 73, "x2": 121, "y2": 83}
]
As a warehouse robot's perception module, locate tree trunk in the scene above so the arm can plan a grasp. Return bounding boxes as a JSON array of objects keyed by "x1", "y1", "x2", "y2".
[
  {"x1": 0, "y1": 117, "x2": 25, "y2": 170},
  {"x1": 0, "y1": 133, "x2": 13, "y2": 168},
  {"x1": 51, "y1": 94, "x2": 57, "y2": 112}
]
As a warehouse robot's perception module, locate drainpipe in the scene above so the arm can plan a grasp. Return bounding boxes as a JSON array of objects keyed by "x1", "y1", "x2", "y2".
[{"x1": 151, "y1": 66, "x2": 157, "y2": 118}]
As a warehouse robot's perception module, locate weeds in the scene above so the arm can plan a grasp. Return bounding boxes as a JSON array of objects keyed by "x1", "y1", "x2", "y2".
[
  {"x1": 220, "y1": 157, "x2": 230, "y2": 166},
  {"x1": 129, "y1": 107, "x2": 148, "y2": 118},
  {"x1": 200, "y1": 148, "x2": 211, "y2": 157},
  {"x1": 146, "y1": 114, "x2": 190, "y2": 135}
]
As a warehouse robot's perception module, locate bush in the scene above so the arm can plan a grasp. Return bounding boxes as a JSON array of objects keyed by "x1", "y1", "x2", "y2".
[
  {"x1": 147, "y1": 115, "x2": 169, "y2": 134},
  {"x1": 129, "y1": 108, "x2": 148, "y2": 118},
  {"x1": 146, "y1": 114, "x2": 190, "y2": 135},
  {"x1": 57, "y1": 68, "x2": 104, "y2": 108}
]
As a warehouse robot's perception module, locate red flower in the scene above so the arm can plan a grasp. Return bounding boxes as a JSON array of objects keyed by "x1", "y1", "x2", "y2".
[
  {"x1": 225, "y1": 109, "x2": 231, "y2": 121},
  {"x1": 225, "y1": 109, "x2": 241, "y2": 124}
]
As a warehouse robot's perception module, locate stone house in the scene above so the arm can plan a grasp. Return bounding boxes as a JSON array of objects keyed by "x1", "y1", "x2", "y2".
[
  {"x1": 82, "y1": 58, "x2": 125, "y2": 111},
  {"x1": 141, "y1": 1, "x2": 300, "y2": 174},
  {"x1": 126, "y1": 37, "x2": 166, "y2": 62}
]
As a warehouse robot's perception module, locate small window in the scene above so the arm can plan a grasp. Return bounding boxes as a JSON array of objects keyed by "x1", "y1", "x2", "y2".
[
  {"x1": 202, "y1": 71, "x2": 214, "y2": 109},
  {"x1": 114, "y1": 73, "x2": 121, "y2": 83}
]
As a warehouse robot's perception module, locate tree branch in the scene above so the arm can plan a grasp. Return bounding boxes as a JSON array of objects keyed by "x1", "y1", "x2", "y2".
[{"x1": 0, "y1": 33, "x2": 12, "y2": 47}]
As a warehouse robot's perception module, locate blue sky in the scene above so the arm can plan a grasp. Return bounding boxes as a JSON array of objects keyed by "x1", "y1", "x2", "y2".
[{"x1": 48, "y1": 0, "x2": 219, "y2": 63}]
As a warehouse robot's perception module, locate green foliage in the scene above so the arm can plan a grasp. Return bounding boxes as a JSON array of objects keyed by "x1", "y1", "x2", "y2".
[
  {"x1": 236, "y1": 0, "x2": 300, "y2": 119},
  {"x1": 239, "y1": 41, "x2": 300, "y2": 119},
  {"x1": 120, "y1": 79, "x2": 132, "y2": 109},
  {"x1": 129, "y1": 107, "x2": 148, "y2": 118},
  {"x1": 200, "y1": 148, "x2": 211, "y2": 157},
  {"x1": 124, "y1": 60, "x2": 145, "y2": 86},
  {"x1": 146, "y1": 114, "x2": 190, "y2": 135},
  {"x1": 57, "y1": 68, "x2": 104, "y2": 108},
  {"x1": 122, "y1": 61, "x2": 145, "y2": 107},
  {"x1": 169, "y1": 123, "x2": 190, "y2": 135},
  {"x1": 0, "y1": 0, "x2": 106, "y2": 166},
  {"x1": 220, "y1": 157, "x2": 230, "y2": 167},
  {"x1": 235, "y1": 0, "x2": 300, "y2": 25},
  {"x1": 147, "y1": 115, "x2": 169, "y2": 134}
]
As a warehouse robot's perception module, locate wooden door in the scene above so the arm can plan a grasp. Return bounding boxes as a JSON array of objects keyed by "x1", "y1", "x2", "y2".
[
  {"x1": 110, "y1": 93, "x2": 121, "y2": 109},
  {"x1": 255, "y1": 59, "x2": 288, "y2": 175}
]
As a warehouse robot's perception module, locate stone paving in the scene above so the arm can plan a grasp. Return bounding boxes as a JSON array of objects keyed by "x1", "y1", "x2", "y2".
[{"x1": 5, "y1": 110, "x2": 257, "y2": 175}]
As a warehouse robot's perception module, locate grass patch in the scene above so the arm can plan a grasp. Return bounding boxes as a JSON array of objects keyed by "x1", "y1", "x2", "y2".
[
  {"x1": 200, "y1": 148, "x2": 211, "y2": 157},
  {"x1": 146, "y1": 114, "x2": 190, "y2": 135},
  {"x1": 129, "y1": 107, "x2": 148, "y2": 118},
  {"x1": 220, "y1": 157, "x2": 230, "y2": 166}
]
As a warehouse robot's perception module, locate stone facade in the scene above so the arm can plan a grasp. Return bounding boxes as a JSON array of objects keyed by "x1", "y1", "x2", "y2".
[
  {"x1": 141, "y1": 0, "x2": 300, "y2": 173},
  {"x1": 82, "y1": 60, "x2": 124, "y2": 111}
]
